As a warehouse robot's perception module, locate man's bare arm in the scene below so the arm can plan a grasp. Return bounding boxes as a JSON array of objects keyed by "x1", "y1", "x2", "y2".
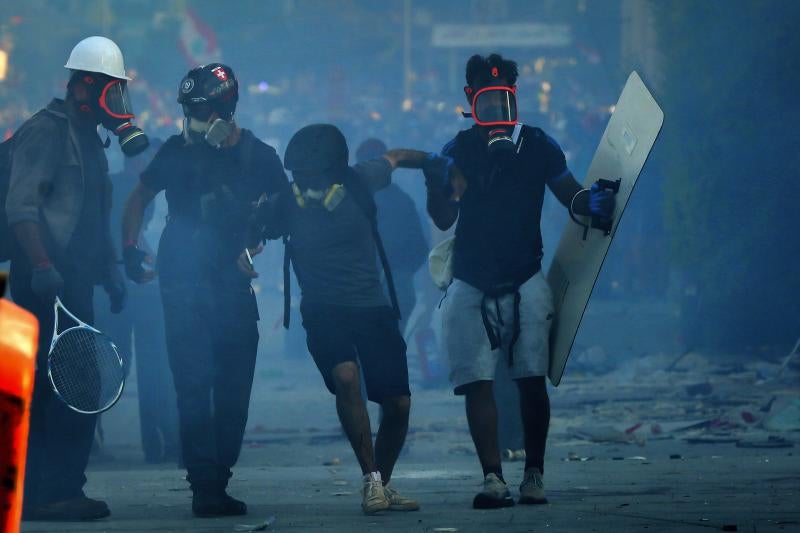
[
  {"x1": 382, "y1": 149, "x2": 431, "y2": 170},
  {"x1": 122, "y1": 182, "x2": 157, "y2": 246},
  {"x1": 121, "y1": 182, "x2": 158, "y2": 282},
  {"x1": 547, "y1": 172, "x2": 591, "y2": 216}
]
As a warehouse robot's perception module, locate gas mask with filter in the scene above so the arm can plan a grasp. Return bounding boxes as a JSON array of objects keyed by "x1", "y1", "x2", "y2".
[
  {"x1": 182, "y1": 102, "x2": 236, "y2": 148},
  {"x1": 464, "y1": 84, "x2": 519, "y2": 166},
  {"x1": 178, "y1": 63, "x2": 239, "y2": 149},
  {"x1": 72, "y1": 72, "x2": 149, "y2": 157}
]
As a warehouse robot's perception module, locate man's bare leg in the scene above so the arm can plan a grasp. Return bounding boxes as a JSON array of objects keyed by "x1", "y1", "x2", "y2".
[
  {"x1": 463, "y1": 381, "x2": 502, "y2": 479},
  {"x1": 517, "y1": 376, "x2": 550, "y2": 473},
  {"x1": 375, "y1": 395, "x2": 410, "y2": 483},
  {"x1": 332, "y1": 361, "x2": 376, "y2": 475},
  {"x1": 464, "y1": 380, "x2": 513, "y2": 508}
]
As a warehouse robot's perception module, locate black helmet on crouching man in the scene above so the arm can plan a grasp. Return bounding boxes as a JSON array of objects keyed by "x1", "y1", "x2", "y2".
[{"x1": 178, "y1": 63, "x2": 239, "y2": 147}]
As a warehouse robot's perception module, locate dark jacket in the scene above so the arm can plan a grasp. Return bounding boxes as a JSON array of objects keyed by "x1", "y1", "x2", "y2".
[{"x1": 6, "y1": 99, "x2": 114, "y2": 261}]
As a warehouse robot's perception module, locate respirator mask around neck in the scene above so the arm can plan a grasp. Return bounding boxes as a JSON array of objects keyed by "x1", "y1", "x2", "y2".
[{"x1": 291, "y1": 171, "x2": 346, "y2": 212}]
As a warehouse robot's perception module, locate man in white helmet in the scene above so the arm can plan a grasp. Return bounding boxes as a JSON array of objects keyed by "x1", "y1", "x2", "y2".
[{"x1": 5, "y1": 36, "x2": 148, "y2": 521}]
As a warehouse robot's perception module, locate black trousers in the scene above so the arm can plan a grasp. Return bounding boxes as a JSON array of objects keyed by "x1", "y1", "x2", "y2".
[
  {"x1": 160, "y1": 282, "x2": 259, "y2": 490},
  {"x1": 94, "y1": 281, "x2": 179, "y2": 463},
  {"x1": 9, "y1": 260, "x2": 97, "y2": 507}
]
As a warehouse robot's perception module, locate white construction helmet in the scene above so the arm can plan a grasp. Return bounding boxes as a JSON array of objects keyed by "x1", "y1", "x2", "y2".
[{"x1": 64, "y1": 36, "x2": 130, "y2": 80}]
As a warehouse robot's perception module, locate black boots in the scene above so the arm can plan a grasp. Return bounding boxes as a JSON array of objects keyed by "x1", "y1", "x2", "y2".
[
  {"x1": 192, "y1": 487, "x2": 247, "y2": 517},
  {"x1": 23, "y1": 495, "x2": 110, "y2": 521}
]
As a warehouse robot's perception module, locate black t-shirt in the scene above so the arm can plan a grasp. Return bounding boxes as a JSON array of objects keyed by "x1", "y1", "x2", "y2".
[
  {"x1": 287, "y1": 158, "x2": 393, "y2": 308},
  {"x1": 140, "y1": 130, "x2": 289, "y2": 288},
  {"x1": 443, "y1": 125, "x2": 569, "y2": 291}
]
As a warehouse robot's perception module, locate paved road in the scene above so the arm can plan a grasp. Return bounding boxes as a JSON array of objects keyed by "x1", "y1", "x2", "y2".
[
  {"x1": 20, "y1": 318, "x2": 800, "y2": 532},
  {"x1": 20, "y1": 444, "x2": 799, "y2": 532}
]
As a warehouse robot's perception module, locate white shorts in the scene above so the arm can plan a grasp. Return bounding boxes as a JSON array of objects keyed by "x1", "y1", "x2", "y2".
[{"x1": 441, "y1": 272, "x2": 554, "y2": 393}]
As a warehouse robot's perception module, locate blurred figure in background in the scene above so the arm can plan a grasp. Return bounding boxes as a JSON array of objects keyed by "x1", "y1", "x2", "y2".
[
  {"x1": 94, "y1": 137, "x2": 180, "y2": 465},
  {"x1": 355, "y1": 138, "x2": 428, "y2": 333},
  {"x1": 6, "y1": 36, "x2": 148, "y2": 521}
]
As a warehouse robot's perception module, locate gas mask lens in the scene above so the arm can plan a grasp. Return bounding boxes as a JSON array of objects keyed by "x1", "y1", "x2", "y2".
[
  {"x1": 97, "y1": 79, "x2": 149, "y2": 157},
  {"x1": 472, "y1": 86, "x2": 517, "y2": 126},
  {"x1": 99, "y1": 80, "x2": 134, "y2": 119}
]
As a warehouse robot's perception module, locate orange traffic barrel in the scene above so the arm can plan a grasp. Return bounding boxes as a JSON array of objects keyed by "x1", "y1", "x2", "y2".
[{"x1": 0, "y1": 273, "x2": 39, "y2": 533}]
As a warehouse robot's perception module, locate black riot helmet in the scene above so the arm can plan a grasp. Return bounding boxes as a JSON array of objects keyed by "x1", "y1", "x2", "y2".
[
  {"x1": 177, "y1": 63, "x2": 239, "y2": 121},
  {"x1": 284, "y1": 124, "x2": 349, "y2": 189}
]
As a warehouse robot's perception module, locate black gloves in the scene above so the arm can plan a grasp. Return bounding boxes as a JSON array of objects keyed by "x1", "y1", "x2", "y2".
[
  {"x1": 250, "y1": 194, "x2": 288, "y2": 241},
  {"x1": 103, "y1": 263, "x2": 128, "y2": 314},
  {"x1": 123, "y1": 245, "x2": 150, "y2": 283}
]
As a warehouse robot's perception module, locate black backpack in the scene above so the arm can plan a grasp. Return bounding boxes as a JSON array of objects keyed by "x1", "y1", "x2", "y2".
[
  {"x1": 281, "y1": 170, "x2": 401, "y2": 328},
  {"x1": 0, "y1": 109, "x2": 55, "y2": 262}
]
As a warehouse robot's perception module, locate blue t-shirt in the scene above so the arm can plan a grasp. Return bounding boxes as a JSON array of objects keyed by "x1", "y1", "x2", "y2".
[{"x1": 443, "y1": 125, "x2": 569, "y2": 291}]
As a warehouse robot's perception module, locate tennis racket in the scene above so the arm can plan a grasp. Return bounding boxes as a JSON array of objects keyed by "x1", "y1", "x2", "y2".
[{"x1": 47, "y1": 297, "x2": 125, "y2": 414}]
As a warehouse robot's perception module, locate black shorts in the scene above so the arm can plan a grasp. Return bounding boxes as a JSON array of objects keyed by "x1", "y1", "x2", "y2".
[{"x1": 300, "y1": 302, "x2": 410, "y2": 403}]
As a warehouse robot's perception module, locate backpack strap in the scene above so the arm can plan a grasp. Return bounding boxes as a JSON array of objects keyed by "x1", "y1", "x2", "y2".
[
  {"x1": 341, "y1": 170, "x2": 401, "y2": 321},
  {"x1": 235, "y1": 132, "x2": 293, "y2": 329},
  {"x1": 281, "y1": 169, "x2": 403, "y2": 329},
  {"x1": 283, "y1": 234, "x2": 292, "y2": 329}
]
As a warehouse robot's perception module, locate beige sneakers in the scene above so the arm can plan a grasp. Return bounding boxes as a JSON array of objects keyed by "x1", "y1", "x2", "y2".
[
  {"x1": 383, "y1": 484, "x2": 420, "y2": 511},
  {"x1": 360, "y1": 474, "x2": 421, "y2": 514},
  {"x1": 473, "y1": 473, "x2": 515, "y2": 509},
  {"x1": 361, "y1": 472, "x2": 390, "y2": 514},
  {"x1": 518, "y1": 467, "x2": 548, "y2": 504}
]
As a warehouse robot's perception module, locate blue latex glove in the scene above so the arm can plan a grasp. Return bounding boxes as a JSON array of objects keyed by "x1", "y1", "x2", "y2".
[
  {"x1": 422, "y1": 153, "x2": 454, "y2": 197},
  {"x1": 589, "y1": 182, "x2": 616, "y2": 219}
]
